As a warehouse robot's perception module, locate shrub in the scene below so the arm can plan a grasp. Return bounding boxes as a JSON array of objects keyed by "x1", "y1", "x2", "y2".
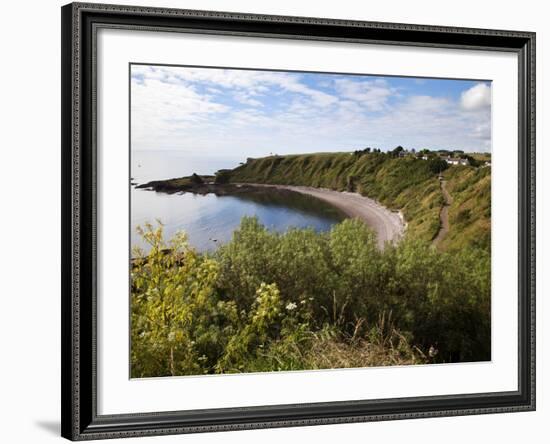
[
  {"x1": 131, "y1": 217, "x2": 491, "y2": 377},
  {"x1": 131, "y1": 223, "x2": 226, "y2": 377}
]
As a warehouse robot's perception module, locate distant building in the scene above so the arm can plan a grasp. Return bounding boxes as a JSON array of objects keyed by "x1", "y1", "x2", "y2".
[{"x1": 444, "y1": 156, "x2": 469, "y2": 166}]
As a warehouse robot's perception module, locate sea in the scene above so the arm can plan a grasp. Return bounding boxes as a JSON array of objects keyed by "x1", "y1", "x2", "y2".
[{"x1": 131, "y1": 150, "x2": 345, "y2": 253}]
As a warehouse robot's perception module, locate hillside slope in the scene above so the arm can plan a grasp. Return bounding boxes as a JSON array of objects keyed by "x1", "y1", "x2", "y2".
[{"x1": 228, "y1": 152, "x2": 490, "y2": 252}]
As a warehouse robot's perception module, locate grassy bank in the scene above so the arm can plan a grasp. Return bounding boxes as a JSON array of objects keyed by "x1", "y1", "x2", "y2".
[{"x1": 228, "y1": 152, "x2": 490, "y2": 251}]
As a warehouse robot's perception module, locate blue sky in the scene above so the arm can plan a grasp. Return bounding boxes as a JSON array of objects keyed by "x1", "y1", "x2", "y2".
[{"x1": 131, "y1": 64, "x2": 491, "y2": 158}]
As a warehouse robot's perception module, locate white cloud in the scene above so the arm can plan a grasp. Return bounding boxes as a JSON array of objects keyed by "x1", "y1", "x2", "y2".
[
  {"x1": 131, "y1": 75, "x2": 229, "y2": 150},
  {"x1": 277, "y1": 78, "x2": 337, "y2": 107},
  {"x1": 334, "y1": 78, "x2": 396, "y2": 111},
  {"x1": 399, "y1": 95, "x2": 451, "y2": 114},
  {"x1": 460, "y1": 83, "x2": 491, "y2": 111},
  {"x1": 130, "y1": 65, "x2": 492, "y2": 155},
  {"x1": 135, "y1": 66, "x2": 338, "y2": 107},
  {"x1": 233, "y1": 92, "x2": 263, "y2": 107}
]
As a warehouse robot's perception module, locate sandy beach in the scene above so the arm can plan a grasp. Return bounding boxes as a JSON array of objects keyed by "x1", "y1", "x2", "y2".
[{"x1": 240, "y1": 184, "x2": 406, "y2": 248}]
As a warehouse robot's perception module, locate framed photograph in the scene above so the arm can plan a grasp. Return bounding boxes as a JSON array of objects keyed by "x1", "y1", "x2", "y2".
[{"x1": 61, "y1": 2, "x2": 536, "y2": 440}]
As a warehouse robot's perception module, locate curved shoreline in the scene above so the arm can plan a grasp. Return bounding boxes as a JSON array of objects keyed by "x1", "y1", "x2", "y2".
[
  {"x1": 137, "y1": 176, "x2": 406, "y2": 248},
  {"x1": 237, "y1": 184, "x2": 406, "y2": 248}
]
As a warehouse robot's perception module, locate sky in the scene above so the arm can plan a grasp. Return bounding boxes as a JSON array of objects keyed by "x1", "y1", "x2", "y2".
[{"x1": 130, "y1": 64, "x2": 492, "y2": 159}]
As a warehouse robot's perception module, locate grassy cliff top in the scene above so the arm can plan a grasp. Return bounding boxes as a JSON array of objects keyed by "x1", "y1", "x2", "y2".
[{"x1": 228, "y1": 151, "x2": 490, "y2": 252}]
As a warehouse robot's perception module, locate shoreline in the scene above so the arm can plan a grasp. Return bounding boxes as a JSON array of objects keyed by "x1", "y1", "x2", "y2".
[
  {"x1": 136, "y1": 179, "x2": 406, "y2": 248},
  {"x1": 235, "y1": 183, "x2": 405, "y2": 248}
]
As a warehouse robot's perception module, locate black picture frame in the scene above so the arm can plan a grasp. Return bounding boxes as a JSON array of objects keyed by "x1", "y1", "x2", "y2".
[{"x1": 61, "y1": 2, "x2": 536, "y2": 440}]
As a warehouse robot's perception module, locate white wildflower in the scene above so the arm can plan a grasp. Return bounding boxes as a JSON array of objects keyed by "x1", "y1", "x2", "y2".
[{"x1": 286, "y1": 302, "x2": 298, "y2": 311}]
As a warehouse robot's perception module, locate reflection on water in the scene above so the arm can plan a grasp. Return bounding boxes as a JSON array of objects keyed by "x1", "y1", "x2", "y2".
[{"x1": 131, "y1": 187, "x2": 346, "y2": 253}]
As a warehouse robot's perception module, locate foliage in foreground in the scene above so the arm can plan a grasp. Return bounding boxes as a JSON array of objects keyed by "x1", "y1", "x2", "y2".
[{"x1": 131, "y1": 218, "x2": 490, "y2": 378}]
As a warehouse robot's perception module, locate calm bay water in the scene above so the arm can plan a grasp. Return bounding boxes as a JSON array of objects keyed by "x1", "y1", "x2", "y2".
[{"x1": 131, "y1": 151, "x2": 345, "y2": 253}]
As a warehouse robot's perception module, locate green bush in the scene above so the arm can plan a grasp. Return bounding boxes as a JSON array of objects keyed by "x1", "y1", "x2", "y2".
[
  {"x1": 131, "y1": 223, "x2": 229, "y2": 377},
  {"x1": 131, "y1": 217, "x2": 490, "y2": 377}
]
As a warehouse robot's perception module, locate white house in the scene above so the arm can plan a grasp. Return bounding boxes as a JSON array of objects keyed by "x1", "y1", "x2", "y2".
[{"x1": 444, "y1": 157, "x2": 469, "y2": 166}]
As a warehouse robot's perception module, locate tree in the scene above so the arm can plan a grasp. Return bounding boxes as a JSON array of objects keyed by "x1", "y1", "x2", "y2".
[
  {"x1": 463, "y1": 155, "x2": 480, "y2": 167},
  {"x1": 391, "y1": 145, "x2": 404, "y2": 157},
  {"x1": 427, "y1": 157, "x2": 449, "y2": 174}
]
